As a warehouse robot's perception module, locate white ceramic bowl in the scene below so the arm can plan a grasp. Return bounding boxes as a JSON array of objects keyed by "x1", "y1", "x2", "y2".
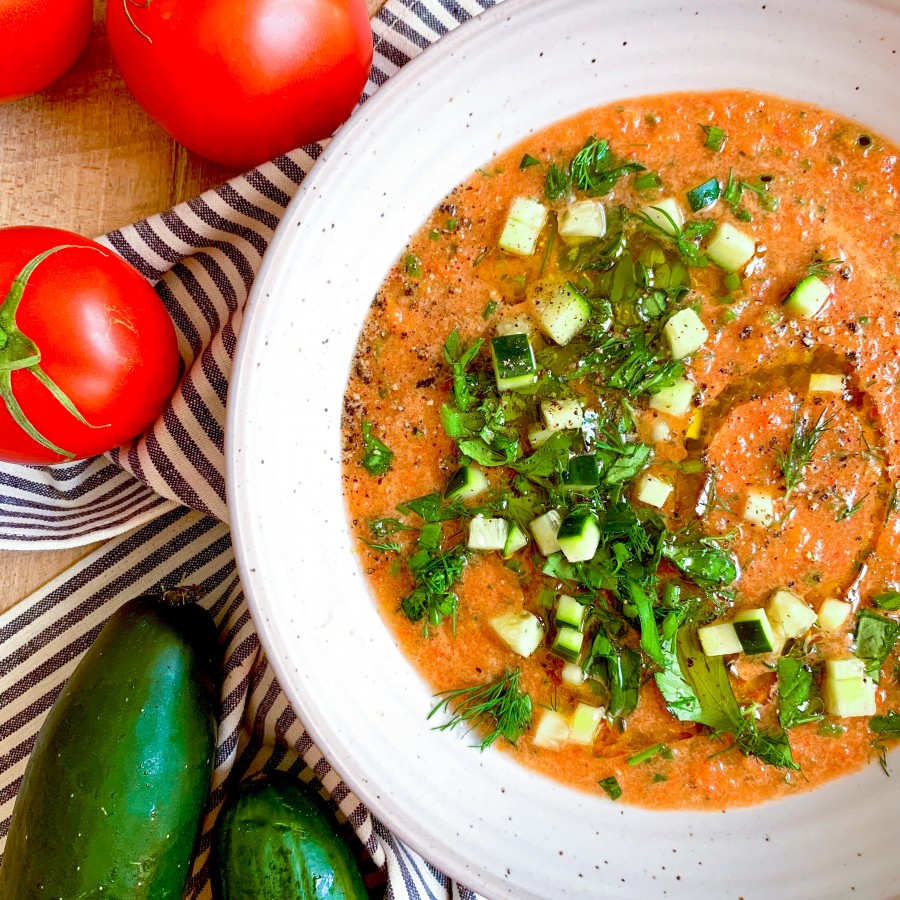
[{"x1": 228, "y1": 1, "x2": 900, "y2": 896}]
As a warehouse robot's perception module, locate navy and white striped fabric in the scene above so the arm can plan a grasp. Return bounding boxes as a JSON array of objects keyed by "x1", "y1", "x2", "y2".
[{"x1": 0, "y1": 0, "x2": 497, "y2": 896}]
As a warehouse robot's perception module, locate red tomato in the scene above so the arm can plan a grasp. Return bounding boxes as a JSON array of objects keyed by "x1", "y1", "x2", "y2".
[
  {"x1": 0, "y1": 227, "x2": 180, "y2": 465},
  {"x1": 0, "y1": 0, "x2": 93, "y2": 102},
  {"x1": 106, "y1": 0, "x2": 374, "y2": 169}
]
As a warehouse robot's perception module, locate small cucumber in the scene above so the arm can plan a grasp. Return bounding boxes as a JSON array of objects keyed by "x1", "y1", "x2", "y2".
[
  {"x1": 0, "y1": 588, "x2": 219, "y2": 899},
  {"x1": 211, "y1": 773, "x2": 368, "y2": 900}
]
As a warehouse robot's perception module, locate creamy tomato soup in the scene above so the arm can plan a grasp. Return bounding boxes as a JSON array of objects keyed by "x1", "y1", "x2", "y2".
[{"x1": 341, "y1": 91, "x2": 900, "y2": 809}]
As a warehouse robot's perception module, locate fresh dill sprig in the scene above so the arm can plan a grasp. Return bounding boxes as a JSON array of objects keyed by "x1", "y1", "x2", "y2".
[
  {"x1": 835, "y1": 493, "x2": 868, "y2": 522},
  {"x1": 776, "y1": 409, "x2": 832, "y2": 498},
  {"x1": 806, "y1": 257, "x2": 843, "y2": 278},
  {"x1": 428, "y1": 669, "x2": 533, "y2": 751},
  {"x1": 732, "y1": 710, "x2": 799, "y2": 770}
]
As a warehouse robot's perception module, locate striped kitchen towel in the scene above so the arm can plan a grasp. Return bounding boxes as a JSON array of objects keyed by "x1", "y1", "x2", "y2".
[{"x1": 0, "y1": 0, "x2": 500, "y2": 897}]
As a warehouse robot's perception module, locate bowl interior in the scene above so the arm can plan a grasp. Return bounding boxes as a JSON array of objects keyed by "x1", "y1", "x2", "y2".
[{"x1": 227, "y1": 1, "x2": 900, "y2": 896}]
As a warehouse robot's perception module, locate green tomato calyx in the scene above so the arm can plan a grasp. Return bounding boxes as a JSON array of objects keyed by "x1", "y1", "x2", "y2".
[{"x1": 0, "y1": 244, "x2": 109, "y2": 461}]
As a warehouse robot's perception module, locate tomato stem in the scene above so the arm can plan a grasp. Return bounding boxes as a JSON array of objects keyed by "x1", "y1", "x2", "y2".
[{"x1": 0, "y1": 245, "x2": 110, "y2": 461}]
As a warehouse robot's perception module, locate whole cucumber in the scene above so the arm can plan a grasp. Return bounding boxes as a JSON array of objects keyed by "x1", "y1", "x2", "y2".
[
  {"x1": 211, "y1": 773, "x2": 368, "y2": 899},
  {"x1": 0, "y1": 588, "x2": 219, "y2": 899}
]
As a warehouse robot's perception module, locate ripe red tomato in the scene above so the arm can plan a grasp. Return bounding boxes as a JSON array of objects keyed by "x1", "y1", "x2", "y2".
[
  {"x1": 0, "y1": 0, "x2": 93, "y2": 102},
  {"x1": 0, "y1": 227, "x2": 180, "y2": 465},
  {"x1": 106, "y1": 0, "x2": 374, "y2": 169}
]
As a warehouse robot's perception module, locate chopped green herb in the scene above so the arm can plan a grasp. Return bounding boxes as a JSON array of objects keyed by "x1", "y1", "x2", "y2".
[
  {"x1": 401, "y1": 543, "x2": 469, "y2": 633},
  {"x1": 598, "y1": 776, "x2": 623, "y2": 800},
  {"x1": 404, "y1": 253, "x2": 422, "y2": 277},
  {"x1": 587, "y1": 628, "x2": 642, "y2": 719},
  {"x1": 776, "y1": 408, "x2": 832, "y2": 498},
  {"x1": 817, "y1": 720, "x2": 846, "y2": 738},
  {"x1": 544, "y1": 161, "x2": 572, "y2": 201},
  {"x1": 570, "y1": 135, "x2": 646, "y2": 196},
  {"x1": 661, "y1": 536, "x2": 738, "y2": 589},
  {"x1": 776, "y1": 657, "x2": 823, "y2": 729},
  {"x1": 855, "y1": 609, "x2": 900, "y2": 681},
  {"x1": 361, "y1": 421, "x2": 394, "y2": 476},
  {"x1": 700, "y1": 124, "x2": 727, "y2": 152},
  {"x1": 361, "y1": 538, "x2": 401, "y2": 554},
  {"x1": 519, "y1": 153, "x2": 541, "y2": 170},
  {"x1": 634, "y1": 171, "x2": 663, "y2": 191},
  {"x1": 369, "y1": 516, "x2": 415, "y2": 538},
  {"x1": 429, "y1": 669, "x2": 532, "y2": 750},
  {"x1": 627, "y1": 743, "x2": 670, "y2": 765},
  {"x1": 397, "y1": 491, "x2": 467, "y2": 523},
  {"x1": 873, "y1": 591, "x2": 900, "y2": 611},
  {"x1": 482, "y1": 300, "x2": 499, "y2": 319},
  {"x1": 836, "y1": 494, "x2": 868, "y2": 521},
  {"x1": 870, "y1": 711, "x2": 900, "y2": 739}
]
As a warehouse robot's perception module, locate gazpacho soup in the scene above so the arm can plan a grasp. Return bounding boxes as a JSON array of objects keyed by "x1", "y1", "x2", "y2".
[{"x1": 341, "y1": 91, "x2": 900, "y2": 809}]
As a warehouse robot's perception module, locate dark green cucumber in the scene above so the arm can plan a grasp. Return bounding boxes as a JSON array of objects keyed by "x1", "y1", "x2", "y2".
[
  {"x1": 0, "y1": 588, "x2": 219, "y2": 900},
  {"x1": 211, "y1": 773, "x2": 368, "y2": 900}
]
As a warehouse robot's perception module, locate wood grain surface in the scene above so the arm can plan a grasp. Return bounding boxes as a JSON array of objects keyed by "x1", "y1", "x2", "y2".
[{"x1": 0, "y1": 0, "x2": 385, "y2": 614}]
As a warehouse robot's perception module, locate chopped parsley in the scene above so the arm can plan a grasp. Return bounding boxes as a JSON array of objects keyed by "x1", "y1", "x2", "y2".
[
  {"x1": 598, "y1": 776, "x2": 623, "y2": 800},
  {"x1": 360, "y1": 420, "x2": 394, "y2": 476}
]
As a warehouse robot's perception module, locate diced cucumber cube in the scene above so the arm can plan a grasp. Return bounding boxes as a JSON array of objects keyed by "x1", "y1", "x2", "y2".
[
  {"x1": 533, "y1": 281, "x2": 592, "y2": 345},
  {"x1": 823, "y1": 657, "x2": 877, "y2": 717},
  {"x1": 648, "y1": 378, "x2": 695, "y2": 417},
  {"x1": 686, "y1": 177, "x2": 721, "y2": 212},
  {"x1": 533, "y1": 708, "x2": 570, "y2": 750},
  {"x1": 530, "y1": 509, "x2": 562, "y2": 555},
  {"x1": 640, "y1": 197, "x2": 684, "y2": 235},
  {"x1": 817, "y1": 598, "x2": 853, "y2": 633},
  {"x1": 489, "y1": 610, "x2": 545, "y2": 657},
  {"x1": 552, "y1": 625, "x2": 584, "y2": 663},
  {"x1": 558, "y1": 200, "x2": 607, "y2": 245},
  {"x1": 766, "y1": 589, "x2": 817, "y2": 640},
  {"x1": 561, "y1": 662, "x2": 586, "y2": 686},
  {"x1": 468, "y1": 515, "x2": 509, "y2": 552},
  {"x1": 527, "y1": 427, "x2": 556, "y2": 448},
  {"x1": 569, "y1": 702, "x2": 604, "y2": 746},
  {"x1": 664, "y1": 308, "x2": 709, "y2": 359},
  {"x1": 733, "y1": 608, "x2": 776, "y2": 655},
  {"x1": 635, "y1": 473, "x2": 673, "y2": 509},
  {"x1": 555, "y1": 594, "x2": 586, "y2": 630},
  {"x1": 499, "y1": 197, "x2": 547, "y2": 256},
  {"x1": 541, "y1": 398, "x2": 584, "y2": 431},
  {"x1": 557, "y1": 513, "x2": 601, "y2": 563},
  {"x1": 491, "y1": 333, "x2": 537, "y2": 391},
  {"x1": 808, "y1": 373, "x2": 844, "y2": 394},
  {"x1": 444, "y1": 464, "x2": 489, "y2": 501},
  {"x1": 783, "y1": 275, "x2": 831, "y2": 318},
  {"x1": 495, "y1": 313, "x2": 536, "y2": 336},
  {"x1": 562, "y1": 454, "x2": 601, "y2": 493},
  {"x1": 502, "y1": 522, "x2": 529, "y2": 558},
  {"x1": 698, "y1": 621, "x2": 742, "y2": 657},
  {"x1": 743, "y1": 490, "x2": 775, "y2": 528},
  {"x1": 706, "y1": 222, "x2": 756, "y2": 272}
]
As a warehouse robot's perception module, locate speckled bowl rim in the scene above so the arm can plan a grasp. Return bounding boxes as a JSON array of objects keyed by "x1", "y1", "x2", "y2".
[{"x1": 227, "y1": 1, "x2": 900, "y2": 897}]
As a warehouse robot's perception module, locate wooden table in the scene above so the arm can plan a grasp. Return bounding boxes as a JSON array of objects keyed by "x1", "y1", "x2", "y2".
[{"x1": 0, "y1": 0, "x2": 384, "y2": 614}]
